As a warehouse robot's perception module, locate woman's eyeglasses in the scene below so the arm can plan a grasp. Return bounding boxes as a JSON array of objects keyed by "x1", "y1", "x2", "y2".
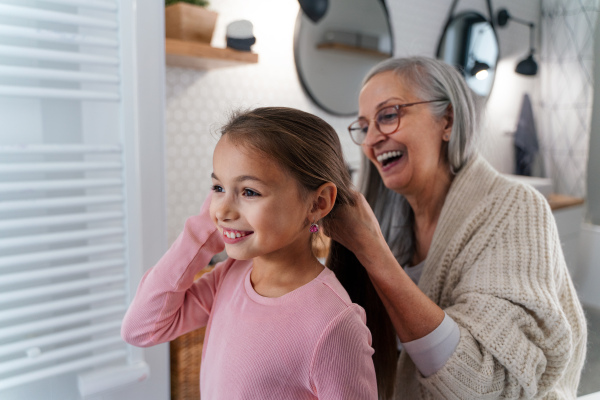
[{"x1": 347, "y1": 99, "x2": 448, "y2": 145}]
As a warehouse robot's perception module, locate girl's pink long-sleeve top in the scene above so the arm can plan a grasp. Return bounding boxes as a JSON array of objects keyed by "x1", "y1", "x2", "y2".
[{"x1": 121, "y1": 197, "x2": 377, "y2": 399}]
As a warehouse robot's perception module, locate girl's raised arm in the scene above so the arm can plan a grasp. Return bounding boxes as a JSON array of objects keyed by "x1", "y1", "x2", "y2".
[{"x1": 121, "y1": 194, "x2": 225, "y2": 347}]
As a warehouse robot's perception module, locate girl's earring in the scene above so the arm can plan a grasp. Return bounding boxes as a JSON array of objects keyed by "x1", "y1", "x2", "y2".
[{"x1": 309, "y1": 222, "x2": 319, "y2": 233}]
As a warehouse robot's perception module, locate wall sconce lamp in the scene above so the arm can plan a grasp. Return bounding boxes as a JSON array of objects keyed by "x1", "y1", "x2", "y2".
[
  {"x1": 467, "y1": 27, "x2": 491, "y2": 80},
  {"x1": 297, "y1": 0, "x2": 329, "y2": 23},
  {"x1": 470, "y1": 61, "x2": 491, "y2": 80},
  {"x1": 496, "y1": 8, "x2": 538, "y2": 76}
]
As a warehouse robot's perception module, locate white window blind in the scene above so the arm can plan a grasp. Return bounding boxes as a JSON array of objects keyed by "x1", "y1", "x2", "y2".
[{"x1": 0, "y1": 0, "x2": 149, "y2": 396}]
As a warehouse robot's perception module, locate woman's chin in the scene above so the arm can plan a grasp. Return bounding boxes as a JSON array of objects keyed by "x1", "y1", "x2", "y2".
[
  {"x1": 383, "y1": 180, "x2": 409, "y2": 194},
  {"x1": 379, "y1": 158, "x2": 410, "y2": 189}
]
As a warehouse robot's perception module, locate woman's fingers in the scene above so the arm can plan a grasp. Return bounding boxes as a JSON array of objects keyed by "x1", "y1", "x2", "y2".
[{"x1": 324, "y1": 192, "x2": 382, "y2": 252}]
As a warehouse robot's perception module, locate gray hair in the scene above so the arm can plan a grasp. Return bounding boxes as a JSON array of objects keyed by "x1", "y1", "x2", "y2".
[{"x1": 359, "y1": 56, "x2": 479, "y2": 265}]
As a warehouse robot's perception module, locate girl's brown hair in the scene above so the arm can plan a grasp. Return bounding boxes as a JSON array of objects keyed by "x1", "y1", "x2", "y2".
[{"x1": 221, "y1": 107, "x2": 397, "y2": 398}]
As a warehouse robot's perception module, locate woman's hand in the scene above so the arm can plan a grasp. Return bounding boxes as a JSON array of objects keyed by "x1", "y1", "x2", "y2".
[
  {"x1": 323, "y1": 191, "x2": 387, "y2": 262},
  {"x1": 325, "y1": 191, "x2": 446, "y2": 343}
]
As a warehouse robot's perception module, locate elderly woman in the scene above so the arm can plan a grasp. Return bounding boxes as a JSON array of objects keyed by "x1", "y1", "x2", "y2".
[{"x1": 326, "y1": 57, "x2": 587, "y2": 399}]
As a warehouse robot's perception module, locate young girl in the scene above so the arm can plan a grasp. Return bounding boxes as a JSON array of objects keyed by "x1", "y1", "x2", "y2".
[{"x1": 121, "y1": 107, "x2": 377, "y2": 399}]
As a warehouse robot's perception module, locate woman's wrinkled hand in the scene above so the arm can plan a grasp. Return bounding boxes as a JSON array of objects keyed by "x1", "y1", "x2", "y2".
[{"x1": 322, "y1": 191, "x2": 387, "y2": 261}]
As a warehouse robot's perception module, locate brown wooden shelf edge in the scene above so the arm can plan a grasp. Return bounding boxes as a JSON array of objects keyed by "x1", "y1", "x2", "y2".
[
  {"x1": 165, "y1": 38, "x2": 258, "y2": 70},
  {"x1": 547, "y1": 193, "x2": 585, "y2": 211}
]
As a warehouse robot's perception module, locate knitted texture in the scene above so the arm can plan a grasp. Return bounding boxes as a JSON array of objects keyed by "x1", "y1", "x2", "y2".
[
  {"x1": 394, "y1": 155, "x2": 587, "y2": 400},
  {"x1": 121, "y1": 196, "x2": 377, "y2": 399}
]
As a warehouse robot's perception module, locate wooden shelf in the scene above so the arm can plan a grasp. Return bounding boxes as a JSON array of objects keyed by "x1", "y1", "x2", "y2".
[
  {"x1": 547, "y1": 194, "x2": 585, "y2": 211},
  {"x1": 165, "y1": 38, "x2": 258, "y2": 70}
]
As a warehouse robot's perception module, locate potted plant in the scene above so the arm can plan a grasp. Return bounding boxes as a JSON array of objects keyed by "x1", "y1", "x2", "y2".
[{"x1": 165, "y1": 0, "x2": 218, "y2": 44}]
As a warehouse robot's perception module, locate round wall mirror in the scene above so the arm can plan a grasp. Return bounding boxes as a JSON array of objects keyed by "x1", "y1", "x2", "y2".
[
  {"x1": 294, "y1": 0, "x2": 393, "y2": 116},
  {"x1": 437, "y1": 11, "x2": 499, "y2": 98}
]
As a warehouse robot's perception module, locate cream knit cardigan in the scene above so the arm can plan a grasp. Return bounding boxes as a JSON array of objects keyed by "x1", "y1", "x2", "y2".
[{"x1": 394, "y1": 155, "x2": 587, "y2": 400}]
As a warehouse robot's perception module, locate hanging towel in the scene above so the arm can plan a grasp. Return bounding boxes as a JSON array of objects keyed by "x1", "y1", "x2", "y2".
[{"x1": 514, "y1": 93, "x2": 540, "y2": 176}]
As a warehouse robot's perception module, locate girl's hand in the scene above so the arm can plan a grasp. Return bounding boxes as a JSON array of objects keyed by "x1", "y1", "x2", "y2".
[{"x1": 323, "y1": 191, "x2": 387, "y2": 262}]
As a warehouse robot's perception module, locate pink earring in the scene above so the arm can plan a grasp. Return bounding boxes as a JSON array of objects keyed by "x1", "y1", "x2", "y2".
[{"x1": 309, "y1": 222, "x2": 319, "y2": 233}]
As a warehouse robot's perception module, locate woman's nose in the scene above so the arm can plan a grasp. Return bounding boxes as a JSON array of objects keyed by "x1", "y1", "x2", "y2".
[{"x1": 362, "y1": 123, "x2": 386, "y2": 147}]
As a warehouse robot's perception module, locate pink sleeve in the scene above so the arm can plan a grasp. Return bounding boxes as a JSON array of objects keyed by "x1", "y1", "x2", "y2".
[
  {"x1": 310, "y1": 305, "x2": 378, "y2": 400},
  {"x1": 121, "y1": 194, "x2": 225, "y2": 347}
]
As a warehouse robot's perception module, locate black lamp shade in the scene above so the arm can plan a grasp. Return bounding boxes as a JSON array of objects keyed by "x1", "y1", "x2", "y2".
[
  {"x1": 470, "y1": 61, "x2": 490, "y2": 77},
  {"x1": 298, "y1": 0, "x2": 328, "y2": 23},
  {"x1": 496, "y1": 8, "x2": 539, "y2": 77},
  {"x1": 497, "y1": 9, "x2": 510, "y2": 27},
  {"x1": 515, "y1": 54, "x2": 538, "y2": 76}
]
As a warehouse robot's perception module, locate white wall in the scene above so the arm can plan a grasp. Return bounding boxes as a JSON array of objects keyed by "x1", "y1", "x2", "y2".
[
  {"x1": 165, "y1": 0, "x2": 541, "y2": 244},
  {"x1": 586, "y1": 4, "x2": 600, "y2": 222}
]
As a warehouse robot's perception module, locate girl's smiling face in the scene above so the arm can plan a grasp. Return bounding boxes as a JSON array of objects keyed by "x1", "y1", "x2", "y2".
[{"x1": 210, "y1": 135, "x2": 313, "y2": 263}]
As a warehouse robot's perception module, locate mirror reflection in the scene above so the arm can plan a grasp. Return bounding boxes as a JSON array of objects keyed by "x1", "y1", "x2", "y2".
[
  {"x1": 294, "y1": 0, "x2": 393, "y2": 116},
  {"x1": 437, "y1": 11, "x2": 499, "y2": 97}
]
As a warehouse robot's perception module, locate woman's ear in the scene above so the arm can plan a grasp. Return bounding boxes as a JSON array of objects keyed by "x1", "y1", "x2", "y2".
[
  {"x1": 309, "y1": 182, "x2": 337, "y2": 222},
  {"x1": 442, "y1": 104, "x2": 454, "y2": 141}
]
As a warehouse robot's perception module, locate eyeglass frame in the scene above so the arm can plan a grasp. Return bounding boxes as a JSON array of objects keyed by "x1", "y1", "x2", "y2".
[{"x1": 347, "y1": 99, "x2": 449, "y2": 145}]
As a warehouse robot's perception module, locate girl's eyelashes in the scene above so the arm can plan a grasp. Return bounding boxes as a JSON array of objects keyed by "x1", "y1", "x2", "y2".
[
  {"x1": 211, "y1": 185, "x2": 260, "y2": 197},
  {"x1": 243, "y1": 188, "x2": 260, "y2": 197}
]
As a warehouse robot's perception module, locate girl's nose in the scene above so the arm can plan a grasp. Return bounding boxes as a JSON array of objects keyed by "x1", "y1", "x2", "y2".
[{"x1": 214, "y1": 195, "x2": 238, "y2": 222}]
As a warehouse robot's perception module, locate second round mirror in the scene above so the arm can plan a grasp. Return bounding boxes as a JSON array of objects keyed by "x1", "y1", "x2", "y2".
[{"x1": 437, "y1": 11, "x2": 499, "y2": 98}]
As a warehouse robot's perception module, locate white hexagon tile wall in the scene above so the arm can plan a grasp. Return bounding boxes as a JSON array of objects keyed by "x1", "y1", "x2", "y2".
[
  {"x1": 539, "y1": 0, "x2": 599, "y2": 197},
  {"x1": 164, "y1": 0, "x2": 359, "y2": 245}
]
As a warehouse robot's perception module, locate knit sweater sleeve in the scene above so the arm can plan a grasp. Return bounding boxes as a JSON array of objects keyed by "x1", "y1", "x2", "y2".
[
  {"x1": 121, "y1": 195, "x2": 225, "y2": 347},
  {"x1": 310, "y1": 305, "x2": 378, "y2": 400},
  {"x1": 417, "y1": 184, "x2": 587, "y2": 399}
]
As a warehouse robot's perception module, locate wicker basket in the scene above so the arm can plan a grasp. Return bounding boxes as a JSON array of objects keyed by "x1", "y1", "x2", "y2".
[
  {"x1": 170, "y1": 326, "x2": 206, "y2": 400},
  {"x1": 170, "y1": 267, "x2": 213, "y2": 400}
]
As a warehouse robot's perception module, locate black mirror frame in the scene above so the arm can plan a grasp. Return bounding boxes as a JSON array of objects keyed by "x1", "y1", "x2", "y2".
[
  {"x1": 436, "y1": 0, "x2": 500, "y2": 98},
  {"x1": 293, "y1": 0, "x2": 394, "y2": 116}
]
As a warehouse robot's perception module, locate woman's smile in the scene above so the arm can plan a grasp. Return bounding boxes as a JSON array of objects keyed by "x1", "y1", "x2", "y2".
[
  {"x1": 376, "y1": 150, "x2": 404, "y2": 166},
  {"x1": 375, "y1": 149, "x2": 406, "y2": 172}
]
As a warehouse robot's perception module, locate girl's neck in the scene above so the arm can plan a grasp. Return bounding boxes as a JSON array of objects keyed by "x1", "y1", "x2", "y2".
[{"x1": 250, "y1": 248, "x2": 324, "y2": 298}]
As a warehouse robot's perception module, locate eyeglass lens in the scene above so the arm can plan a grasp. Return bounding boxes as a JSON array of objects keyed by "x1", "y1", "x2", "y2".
[
  {"x1": 376, "y1": 106, "x2": 400, "y2": 134},
  {"x1": 348, "y1": 105, "x2": 400, "y2": 144}
]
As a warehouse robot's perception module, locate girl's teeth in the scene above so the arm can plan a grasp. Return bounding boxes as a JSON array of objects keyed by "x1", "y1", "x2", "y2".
[{"x1": 224, "y1": 230, "x2": 246, "y2": 239}]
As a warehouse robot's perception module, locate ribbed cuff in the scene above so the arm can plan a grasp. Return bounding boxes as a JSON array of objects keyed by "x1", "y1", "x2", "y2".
[{"x1": 401, "y1": 312, "x2": 460, "y2": 377}]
